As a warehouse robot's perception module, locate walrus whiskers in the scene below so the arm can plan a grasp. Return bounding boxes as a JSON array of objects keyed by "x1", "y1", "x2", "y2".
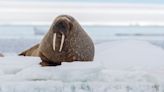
[
  {"x1": 53, "y1": 33, "x2": 56, "y2": 51},
  {"x1": 59, "y1": 34, "x2": 65, "y2": 52}
]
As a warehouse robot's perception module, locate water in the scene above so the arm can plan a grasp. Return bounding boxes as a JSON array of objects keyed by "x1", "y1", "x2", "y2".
[
  {"x1": 85, "y1": 26, "x2": 164, "y2": 40},
  {"x1": 0, "y1": 25, "x2": 164, "y2": 53},
  {"x1": 1, "y1": 25, "x2": 164, "y2": 40}
]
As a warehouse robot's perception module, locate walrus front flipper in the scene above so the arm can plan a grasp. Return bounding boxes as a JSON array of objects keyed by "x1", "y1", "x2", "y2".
[
  {"x1": 38, "y1": 52, "x2": 61, "y2": 66},
  {"x1": 19, "y1": 44, "x2": 40, "y2": 56},
  {"x1": 19, "y1": 51, "x2": 26, "y2": 56},
  {"x1": 40, "y1": 61, "x2": 61, "y2": 66}
]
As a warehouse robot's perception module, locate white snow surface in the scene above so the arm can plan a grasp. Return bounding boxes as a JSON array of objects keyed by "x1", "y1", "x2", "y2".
[{"x1": 0, "y1": 40, "x2": 164, "y2": 92}]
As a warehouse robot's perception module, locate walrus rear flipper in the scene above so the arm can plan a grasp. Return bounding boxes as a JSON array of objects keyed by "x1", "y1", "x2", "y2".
[
  {"x1": 19, "y1": 44, "x2": 40, "y2": 56},
  {"x1": 19, "y1": 51, "x2": 26, "y2": 56}
]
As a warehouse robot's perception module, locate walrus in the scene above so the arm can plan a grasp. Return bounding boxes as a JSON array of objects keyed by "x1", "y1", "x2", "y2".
[{"x1": 19, "y1": 15, "x2": 95, "y2": 66}]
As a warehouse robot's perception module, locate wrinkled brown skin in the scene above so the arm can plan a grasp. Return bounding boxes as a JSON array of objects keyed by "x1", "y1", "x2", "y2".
[{"x1": 19, "y1": 15, "x2": 95, "y2": 66}]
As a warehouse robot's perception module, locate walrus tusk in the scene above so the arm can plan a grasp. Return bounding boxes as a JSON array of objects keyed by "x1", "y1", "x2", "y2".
[
  {"x1": 53, "y1": 33, "x2": 56, "y2": 51},
  {"x1": 59, "y1": 34, "x2": 65, "y2": 52}
]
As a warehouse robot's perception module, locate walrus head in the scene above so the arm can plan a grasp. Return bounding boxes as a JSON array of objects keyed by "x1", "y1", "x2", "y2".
[{"x1": 52, "y1": 15, "x2": 73, "y2": 52}]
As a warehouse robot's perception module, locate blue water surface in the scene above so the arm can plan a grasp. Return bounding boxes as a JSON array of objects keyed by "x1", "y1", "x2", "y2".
[{"x1": 0, "y1": 25, "x2": 164, "y2": 53}]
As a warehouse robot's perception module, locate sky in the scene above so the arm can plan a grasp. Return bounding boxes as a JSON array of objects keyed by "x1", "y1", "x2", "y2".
[
  {"x1": 0, "y1": 0, "x2": 164, "y2": 26},
  {"x1": 2, "y1": 0, "x2": 164, "y2": 4}
]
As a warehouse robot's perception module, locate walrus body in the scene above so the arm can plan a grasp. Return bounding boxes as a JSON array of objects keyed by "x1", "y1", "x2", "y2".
[{"x1": 19, "y1": 15, "x2": 95, "y2": 66}]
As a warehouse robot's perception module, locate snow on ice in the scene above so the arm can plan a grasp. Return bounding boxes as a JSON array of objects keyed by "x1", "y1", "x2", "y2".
[{"x1": 0, "y1": 40, "x2": 163, "y2": 92}]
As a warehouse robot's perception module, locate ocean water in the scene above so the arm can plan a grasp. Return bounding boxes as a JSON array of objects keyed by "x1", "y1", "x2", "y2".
[
  {"x1": 1, "y1": 25, "x2": 164, "y2": 40},
  {"x1": 0, "y1": 25, "x2": 164, "y2": 53}
]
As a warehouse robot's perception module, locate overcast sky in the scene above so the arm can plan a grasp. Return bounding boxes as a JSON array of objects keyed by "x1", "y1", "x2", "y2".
[{"x1": 1, "y1": 0, "x2": 164, "y2": 4}]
